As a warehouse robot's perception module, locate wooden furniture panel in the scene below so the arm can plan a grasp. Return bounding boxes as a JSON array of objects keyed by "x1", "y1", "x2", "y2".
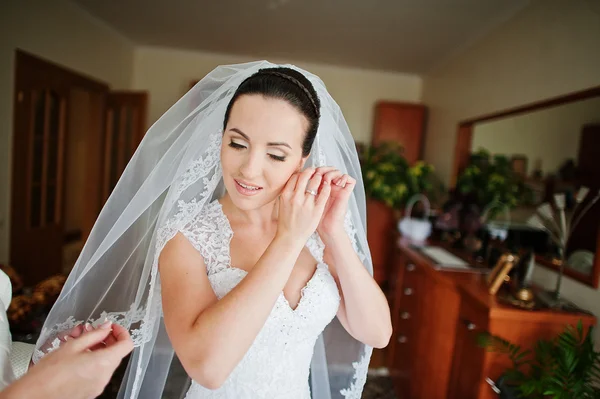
[
  {"x1": 372, "y1": 101, "x2": 427, "y2": 164},
  {"x1": 366, "y1": 199, "x2": 395, "y2": 286},
  {"x1": 387, "y1": 255, "x2": 413, "y2": 396},
  {"x1": 389, "y1": 239, "x2": 597, "y2": 399},
  {"x1": 448, "y1": 300, "x2": 490, "y2": 399},
  {"x1": 388, "y1": 249, "x2": 462, "y2": 399}
]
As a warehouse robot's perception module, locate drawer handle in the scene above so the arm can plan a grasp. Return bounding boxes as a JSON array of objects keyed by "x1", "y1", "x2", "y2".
[
  {"x1": 485, "y1": 377, "x2": 501, "y2": 394},
  {"x1": 401, "y1": 312, "x2": 410, "y2": 320},
  {"x1": 406, "y1": 263, "x2": 416, "y2": 272},
  {"x1": 462, "y1": 319, "x2": 477, "y2": 330},
  {"x1": 403, "y1": 288, "x2": 413, "y2": 296},
  {"x1": 397, "y1": 335, "x2": 407, "y2": 344}
]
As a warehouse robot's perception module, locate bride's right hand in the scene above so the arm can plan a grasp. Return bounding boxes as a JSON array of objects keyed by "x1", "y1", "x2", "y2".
[{"x1": 277, "y1": 167, "x2": 331, "y2": 243}]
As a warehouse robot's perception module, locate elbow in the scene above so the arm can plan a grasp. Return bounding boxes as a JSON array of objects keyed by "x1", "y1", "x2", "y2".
[
  {"x1": 353, "y1": 321, "x2": 392, "y2": 349},
  {"x1": 368, "y1": 315, "x2": 393, "y2": 349},
  {"x1": 189, "y1": 362, "x2": 228, "y2": 390},
  {"x1": 183, "y1": 356, "x2": 230, "y2": 390},
  {"x1": 371, "y1": 323, "x2": 392, "y2": 349}
]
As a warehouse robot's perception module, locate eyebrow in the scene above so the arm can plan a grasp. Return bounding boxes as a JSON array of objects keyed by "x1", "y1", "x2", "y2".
[{"x1": 229, "y1": 128, "x2": 292, "y2": 150}]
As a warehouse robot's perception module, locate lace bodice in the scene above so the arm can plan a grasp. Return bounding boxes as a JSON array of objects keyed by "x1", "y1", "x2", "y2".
[{"x1": 180, "y1": 201, "x2": 341, "y2": 399}]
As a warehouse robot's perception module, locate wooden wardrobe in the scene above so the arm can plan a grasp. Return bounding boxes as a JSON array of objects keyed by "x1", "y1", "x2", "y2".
[
  {"x1": 372, "y1": 101, "x2": 427, "y2": 163},
  {"x1": 368, "y1": 102, "x2": 427, "y2": 286}
]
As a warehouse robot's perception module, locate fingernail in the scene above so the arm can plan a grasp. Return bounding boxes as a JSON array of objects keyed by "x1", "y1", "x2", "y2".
[
  {"x1": 99, "y1": 321, "x2": 112, "y2": 330},
  {"x1": 323, "y1": 180, "x2": 329, "y2": 185},
  {"x1": 64, "y1": 336, "x2": 69, "y2": 341},
  {"x1": 85, "y1": 323, "x2": 92, "y2": 332}
]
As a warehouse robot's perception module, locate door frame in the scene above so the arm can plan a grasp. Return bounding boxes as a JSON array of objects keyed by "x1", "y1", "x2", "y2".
[{"x1": 10, "y1": 50, "x2": 109, "y2": 285}]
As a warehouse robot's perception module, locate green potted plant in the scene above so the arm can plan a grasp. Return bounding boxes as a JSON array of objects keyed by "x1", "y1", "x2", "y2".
[
  {"x1": 456, "y1": 148, "x2": 532, "y2": 218},
  {"x1": 358, "y1": 141, "x2": 436, "y2": 284},
  {"x1": 478, "y1": 321, "x2": 600, "y2": 398},
  {"x1": 361, "y1": 141, "x2": 435, "y2": 210}
]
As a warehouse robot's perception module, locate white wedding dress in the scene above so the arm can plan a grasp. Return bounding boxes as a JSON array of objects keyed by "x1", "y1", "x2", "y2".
[{"x1": 180, "y1": 201, "x2": 341, "y2": 399}]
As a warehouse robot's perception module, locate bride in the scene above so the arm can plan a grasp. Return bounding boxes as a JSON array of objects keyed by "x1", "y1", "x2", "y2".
[{"x1": 34, "y1": 62, "x2": 392, "y2": 398}]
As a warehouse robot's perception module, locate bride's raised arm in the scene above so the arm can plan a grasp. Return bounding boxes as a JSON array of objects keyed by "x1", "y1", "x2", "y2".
[{"x1": 159, "y1": 168, "x2": 329, "y2": 389}]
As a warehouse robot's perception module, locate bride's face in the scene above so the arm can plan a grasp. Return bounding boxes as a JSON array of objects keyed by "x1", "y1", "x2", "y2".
[{"x1": 221, "y1": 94, "x2": 308, "y2": 210}]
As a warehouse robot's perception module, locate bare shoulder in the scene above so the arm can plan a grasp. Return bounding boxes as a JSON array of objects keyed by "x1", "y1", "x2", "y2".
[
  {"x1": 159, "y1": 232, "x2": 204, "y2": 269},
  {"x1": 158, "y1": 232, "x2": 211, "y2": 298}
]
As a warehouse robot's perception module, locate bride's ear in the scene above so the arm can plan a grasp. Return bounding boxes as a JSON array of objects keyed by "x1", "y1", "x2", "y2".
[{"x1": 297, "y1": 155, "x2": 309, "y2": 171}]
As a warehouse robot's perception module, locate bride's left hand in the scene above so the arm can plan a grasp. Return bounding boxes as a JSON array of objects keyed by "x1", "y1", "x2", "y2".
[{"x1": 315, "y1": 167, "x2": 356, "y2": 239}]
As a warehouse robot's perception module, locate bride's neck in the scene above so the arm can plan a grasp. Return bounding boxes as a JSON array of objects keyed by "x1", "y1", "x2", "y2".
[{"x1": 220, "y1": 194, "x2": 278, "y2": 230}]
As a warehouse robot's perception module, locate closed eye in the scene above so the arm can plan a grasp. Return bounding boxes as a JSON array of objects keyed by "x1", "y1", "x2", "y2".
[
  {"x1": 228, "y1": 141, "x2": 246, "y2": 150},
  {"x1": 269, "y1": 154, "x2": 286, "y2": 162}
]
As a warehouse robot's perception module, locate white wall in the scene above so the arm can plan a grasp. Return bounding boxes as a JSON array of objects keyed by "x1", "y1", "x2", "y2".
[
  {"x1": 422, "y1": 0, "x2": 600, "y2": 341},
  {"x1": 132, "y1": 46, "x2": 423, "y2": 143},
  {"x1": 0, "y1": 0, "x2": 135, "y2": 263},
  {"x1": 472, "y1": 97, "x2": 600, "y2": 176}
]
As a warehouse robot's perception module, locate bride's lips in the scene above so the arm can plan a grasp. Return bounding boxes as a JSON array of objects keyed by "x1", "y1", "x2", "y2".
[{"x1": 234, "y1": 179, "x2": 263, "y2": 196}]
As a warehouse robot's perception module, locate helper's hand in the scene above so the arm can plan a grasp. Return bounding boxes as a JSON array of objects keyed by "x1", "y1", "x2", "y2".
[{"x1": 3, "y1": 323, "x2": 134, "y2": 399}]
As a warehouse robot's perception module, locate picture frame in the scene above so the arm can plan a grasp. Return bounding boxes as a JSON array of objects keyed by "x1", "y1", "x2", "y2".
[
  {"x1": 487, "y1": 253, "x2": 519, "y2": 295},
  {"x1": 511, "y1": 155, "x2": 528, "y2": 179}
]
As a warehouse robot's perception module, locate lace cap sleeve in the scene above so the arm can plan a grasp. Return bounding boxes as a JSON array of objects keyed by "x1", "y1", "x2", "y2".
[{"x1": 175, "y1": 201, "x2": 232, "y2": 274}]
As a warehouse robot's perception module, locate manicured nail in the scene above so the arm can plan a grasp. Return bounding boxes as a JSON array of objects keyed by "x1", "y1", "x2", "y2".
[
  {"x1": 99, "y1": 320, "x2": 112, "y2": 330},
  {"x1": 85, "y1": 323, "x2": 92, "y2": 332}
]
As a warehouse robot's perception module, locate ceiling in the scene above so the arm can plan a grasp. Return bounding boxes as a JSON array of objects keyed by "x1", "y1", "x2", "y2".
[{"x1": 73, "y1": 0, "x2": 530, "y2": 74}]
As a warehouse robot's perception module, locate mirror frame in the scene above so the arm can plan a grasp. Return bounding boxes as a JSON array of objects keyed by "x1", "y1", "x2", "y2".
[{"x1": 451, "y1": 86, "x2": 600, "y2": 288}]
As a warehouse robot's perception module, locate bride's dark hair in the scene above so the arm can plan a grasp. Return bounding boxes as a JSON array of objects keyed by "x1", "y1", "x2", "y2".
[{"x1": 223, "y1": 67, "x2": 321, "y2": 157}]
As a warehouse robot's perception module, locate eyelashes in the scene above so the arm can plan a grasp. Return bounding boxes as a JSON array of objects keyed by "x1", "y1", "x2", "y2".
[
  {"x1": 228, "y1": 141, "x2": 286, "y2": 162},
  {"x1": 269, "y1": 154, "x2": 286, "y2": 162},
  {"x1": 228, "y1": 141, "x2": 246, "y2": 150}
]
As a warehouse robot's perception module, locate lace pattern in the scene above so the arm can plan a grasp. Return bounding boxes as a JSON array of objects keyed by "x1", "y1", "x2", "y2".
[
  {"x1": 34, "y1": 133, "x2": 223, "y2": 367},
  {"x1": 180, "y1": 201, "x2": 341, "y2": 398},
  {"x1": 340, "y1": 345, "x2": 374, "y2": 398}
]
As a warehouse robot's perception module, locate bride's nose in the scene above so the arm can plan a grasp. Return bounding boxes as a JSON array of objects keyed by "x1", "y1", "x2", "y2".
[{"x1": 239, "y1": 151, "x2": 262, "y2": 180}]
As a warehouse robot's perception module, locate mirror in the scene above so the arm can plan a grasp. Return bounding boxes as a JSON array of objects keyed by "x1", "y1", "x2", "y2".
[
  {"x1": 453, "y1": 88, "x2": 600, "y2": 287},
  {"x1": 452, "y1": 87, "x2": 600, "y2": 288}
]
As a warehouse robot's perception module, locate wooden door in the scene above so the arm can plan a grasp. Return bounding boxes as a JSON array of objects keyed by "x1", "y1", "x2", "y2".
[
  {"x1": 11, "y1": 79, "x2": 67, "y2": 285},
  {"x1": 102, "y1": 92, "x2": 148, "y2": 201},
  {"x1": 65, "y1": 87, "x2": 108, "y2": 244},
  {"x1": 372, "y1": 102, "x2": 427, "y2": 164},
  {"x1": 10, "y1": 51, "x2": 109, "y2": 285}
]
